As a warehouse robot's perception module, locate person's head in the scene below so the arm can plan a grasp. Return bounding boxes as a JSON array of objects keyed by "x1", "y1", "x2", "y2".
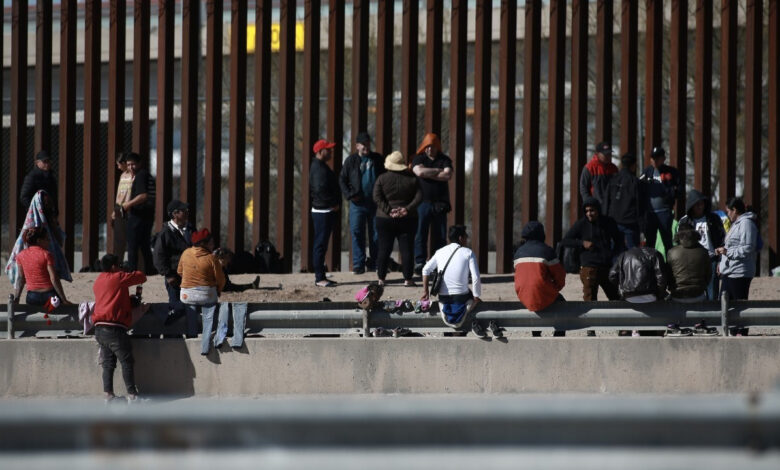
[
  {"x1": 448, "y1": 225, "x2": 469, "y2": 246},
  {"x1": 125, "y1": 152, "x2": 143, "y2": 174},
  {"x1": 23, "y1": 226, "x2": 49, "y2": 248},
  {"x1": 725, "y1": 197, "x2": 746, "y2": 222},
  {"x1": 620, "y1": 153, "x2": 637, "y2": 172},
  {"x1": 191, "y1": 228, "x2": 215, "y2": 250},
  {"x1": 213, "y1": 247, "x2": 234, "y2": 268},
  {"x1": 674, "y1": 222, "x2": 701, "y2": 246},
  {"x1": 100, "y1": 253, "x2": 121, "y2": 272},
  {"x1": 355, "y1": 132, "x2": 371, "y2": 156},
  {"x1": 167, "y1": 199, "x2": 190, "y2": 224},
  {"x1": 583, "y1": 198, "x2": 601, "y2": 222},
  {"x1": 649, "y1": 146, "x2": 666, "y2": 168},
  {"x1": 384, "y1": 151, "x2": 408, "y2": 172},
  {"x1": 520, "y1": 221, "x2": 546, "y2": 243},
  {"x1": 313, "y1": 139, "x2": 336, "y2": 161},
  {"x1": 595, "y1": 142, "x2": 612, "y2": 163},
  {"x1": 115, "y1": 153, "x2": 128, "y2": 172},
  {"x1": 690, "y1": 199, "x2": 706, "y2": 218},
  {"x1": 35, "y1": 151, "x2": 52, "y2": 171},
  {"x1": 416, "y1": 133, "x2": 441, "y2": 159}
]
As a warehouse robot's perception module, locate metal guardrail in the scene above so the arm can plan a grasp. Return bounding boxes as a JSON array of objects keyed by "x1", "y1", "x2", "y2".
[{"x1": 4, "y1": 294, "x2": 780, "y2": 338}]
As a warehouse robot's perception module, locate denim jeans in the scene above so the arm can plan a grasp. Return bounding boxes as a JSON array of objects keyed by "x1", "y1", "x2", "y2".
[
  {"x1": 312, "y1": 211, "x2": 336, "y2": 282},
  {"x1": 617, "y1": 223, "x2": 640, "y2": 250},
  {"x1": 26, "y1": 289, "x2": 57, "y2": 307},
  {"x1": 95, "y1": 325, "x2": 137, "y2": 395},
  {"x1": 195, "y1": 303, "x2": 220, "y2": 354},
  {"x1": 415, "y1": 201, "x2": 448, "y2": 265},
  {"x1": 214, "y1": 302, "x2": 248, "y2": 349},
  {"x1": 349, "y1": 202, "x2": 377, "y2": 270},
  {"x1": 180, "y1": 300, "x2": 205, "y2": 338}
]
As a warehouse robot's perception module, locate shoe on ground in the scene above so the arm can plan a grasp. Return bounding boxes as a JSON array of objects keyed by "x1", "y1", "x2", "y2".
[
  {"x1": 471, "y1": 320, "x2": 487, "y2": 339},
  {"x1": 404, "y1": 280, "x2": 417, "y2": 287},
  {"x1": 665, "y1": 323, "x2": 693, "y2": 337},
  {"x1": 693, "y1": 320, "x2": 719, "y2": 336},
  {"x1": 586, "y1": 330, "x2": 596, "y2": 337},
  {"x1": 631, "y1": 330, "x2": 641, "y2": 337},
  {"x1": 315, "y1": 280, "x2": 337, "y2": 287},
  {"x1": 488, "y1": 321, "x2": 505, "y2": 338},
  {"x1": 252, "y1": 276, "x2": 260, "y2": 289},
  {"x1": 352, "y1": 266, "x2": 366, "y2": 275}
]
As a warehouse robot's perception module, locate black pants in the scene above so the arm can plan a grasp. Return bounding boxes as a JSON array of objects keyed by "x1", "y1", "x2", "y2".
[
  {"x1": 95, "y1": 325, "x2": 137, "y2": 395},
  {"x1": 127, "y1": 216, "x2": 154, "y2": 274},
  {"x1": 376, "y1": 216, "x2": 417, "y2": 281},
  {"x1": 311, "y1": 211, "x2": 336, "y2": 282},
  {"x1": 720, "y1": 277, "x2": 752, "y2": 300}
]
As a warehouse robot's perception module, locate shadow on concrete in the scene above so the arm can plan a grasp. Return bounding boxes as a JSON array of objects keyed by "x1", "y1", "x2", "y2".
[{"x1": 135, "y1": 338, "x2": 196, "y2": 397}]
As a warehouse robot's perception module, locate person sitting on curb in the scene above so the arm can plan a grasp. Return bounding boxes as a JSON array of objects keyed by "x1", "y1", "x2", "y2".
[
  {"x1": 609, "y1": 245, "x2": 668, "y2": 337},
  {"x1": 13, "y1": 227, "x2": 72, "y2": 307},
  {"x1": 214, "y1": 248, "x2": 260, "y2": 293},
  {"x1": 178, "y1": 229, "x2": 226, "y2": 338},
  {"x1": 666, "y1": 223, "x2": 711, "y2": 303}
]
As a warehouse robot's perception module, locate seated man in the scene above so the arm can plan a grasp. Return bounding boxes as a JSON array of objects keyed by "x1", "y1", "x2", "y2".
[
  {"x1": 608, "y1": 245, "x2": 667, "y2": 336},
  {"x1": 513, "y1": 221, "x2": 566, "y2": 337},
  {"x1": 666, "y1": 223, "x2": 711, "y2": 302}
]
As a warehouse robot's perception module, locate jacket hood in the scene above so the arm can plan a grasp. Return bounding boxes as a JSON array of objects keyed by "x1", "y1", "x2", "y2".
[
  {"x1": 582, "y1": 197, "x2": 601, "y2": 213},
  {"x1": 521, "y1": 221, "x2": 545, "y2": 242},
  {"x1": 685, "y1": 190, "x2": 711, "y2": 215},
  {"x1": 675, "y1": 228, "x2": 701, "y2": 248}
]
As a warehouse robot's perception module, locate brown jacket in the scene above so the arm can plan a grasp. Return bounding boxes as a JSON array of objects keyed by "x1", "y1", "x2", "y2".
[
  {"x1": 177, "y1": 246, "x2": 226, "y2": 293},
  {"x1": 373, "y1": 170, "x2": 422, "y2": 218}
]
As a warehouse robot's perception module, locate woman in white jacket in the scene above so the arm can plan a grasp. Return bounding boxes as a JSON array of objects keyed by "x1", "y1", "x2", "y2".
[{"x1": 716, "y1": 197, "x2": 758, "y2": 300}]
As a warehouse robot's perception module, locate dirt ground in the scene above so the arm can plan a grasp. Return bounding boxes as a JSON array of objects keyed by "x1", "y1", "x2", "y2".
[{"x1": 3, "y1": 271, "x2": 780, "y2": 305}]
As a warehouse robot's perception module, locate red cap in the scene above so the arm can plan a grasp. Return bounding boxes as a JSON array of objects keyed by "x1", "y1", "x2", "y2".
[
  {"x1": 191, "y1": 228, "x2": 211, "y2": 245},
  {"x1": 313, "y1": 139, "x2": 336, "y2": 154}
]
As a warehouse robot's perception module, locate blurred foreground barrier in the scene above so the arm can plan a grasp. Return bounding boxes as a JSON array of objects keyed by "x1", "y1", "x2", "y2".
[{"x1": 4, "y1": 294, "x2": 780, "y2": 338}]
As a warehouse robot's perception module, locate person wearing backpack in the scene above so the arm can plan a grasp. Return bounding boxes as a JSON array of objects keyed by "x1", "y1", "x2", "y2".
[{"x1": 603, "y1": 153, "x2": 645, "y2": 251}]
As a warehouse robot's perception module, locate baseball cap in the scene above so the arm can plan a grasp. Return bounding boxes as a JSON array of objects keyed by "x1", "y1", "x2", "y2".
[
  {"x1": 313, "y1": 139, "x2": 337, "y2": 154},
  {"x1": 35, "y1": 150, "x2": 51, "y2": 162},
  {"x1": 595, "y1": 142, "x2": 612, "y2": 154},
  {"x1": 650, "y1": 146, "x2": 666, "y2": 159},
  {"x1": 167, "y1": 199, "x2": 189, "y2": 215}
]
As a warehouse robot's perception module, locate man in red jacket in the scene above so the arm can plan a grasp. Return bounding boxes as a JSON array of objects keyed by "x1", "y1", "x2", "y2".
[{"x1": 92, "y1": 254, "x2": 147, "y2": 402}]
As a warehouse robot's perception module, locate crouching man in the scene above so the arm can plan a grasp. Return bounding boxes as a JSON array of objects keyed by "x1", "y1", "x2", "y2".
[{"x1": 92, "y1": 254, "x2": 148, "y2": 402}]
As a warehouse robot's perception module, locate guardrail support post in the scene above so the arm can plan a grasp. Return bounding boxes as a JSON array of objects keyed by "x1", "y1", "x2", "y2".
[
  {"x1": 721, "y1": 291, "x2": 729, "y2": 337},
  {"x1": 362, "y1": 309, "x2": 370, "y2": 338},
  {"x1": 8, "y1": 294, "x2": 15, "y2": 340}
]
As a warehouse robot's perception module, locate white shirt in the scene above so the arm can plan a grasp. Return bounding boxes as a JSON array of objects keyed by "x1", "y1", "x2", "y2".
[
  {"x1": 693, "y1": 216, "x2": 715, "y2": 256},
  {"x1": 422, "y1": 243, "x2": 481, "y2": 297}
]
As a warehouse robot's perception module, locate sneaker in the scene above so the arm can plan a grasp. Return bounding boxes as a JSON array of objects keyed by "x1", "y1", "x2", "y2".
[
  {"x1": 471, "y1": 320, "x2": 487, "y2": 339},
  {"x1": 252, "y1": 276, "x2": 260, "y2": 289},
  {"x1": 315, "y1": 280, "x2": 337, "y2": 287},
  {"x1": 392, "y1": 327, "x2": 411, "y2": 338},
  {"x1": 488, "y1": 321, "x2": 505, "y2": 338},
  {"x1": 586, "y1": 330, "x2": 596, "y2": 337},
  {"x1": 693, "y1": 320, "x2": 719, "y2": 336},
  {"x1": 352, "y1": 266, "x2": 366, "y2": 275},
  {"x1": 666, "y1": 323, "x2": 693, "y2": 337},
  {"x1": 631, "y1": 330, "x2": 641, "y2": 337}
]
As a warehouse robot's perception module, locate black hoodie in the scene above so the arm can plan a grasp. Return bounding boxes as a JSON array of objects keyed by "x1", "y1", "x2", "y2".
[
  {"x1": 561, "y1": 198, "x2": 624, "y2": 268},
  {"x1": 677, "y1": 190, "x2": 725, "y2": 255}
]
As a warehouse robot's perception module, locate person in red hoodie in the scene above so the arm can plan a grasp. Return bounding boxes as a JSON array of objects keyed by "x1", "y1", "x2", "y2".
[
  {"x1": 92, "y1": 254, "x2": 148, "y2": 402},
  {"x1": 578, "y1": 141, "x2": 618, "y2": 208},
  {"x1": 513, "y1": 221, "x2": 566, "y2": 337}
]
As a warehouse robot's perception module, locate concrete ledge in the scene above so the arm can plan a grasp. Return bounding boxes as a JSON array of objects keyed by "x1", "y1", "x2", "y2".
[{"x1": 2, "y1": 337, "x2": 780, "y2": 397}]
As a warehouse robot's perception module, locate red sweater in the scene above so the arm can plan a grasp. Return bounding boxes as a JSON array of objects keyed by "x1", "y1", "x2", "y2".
[{"x1": 92, "y1": 271, "x2": 147, "y2": 329}]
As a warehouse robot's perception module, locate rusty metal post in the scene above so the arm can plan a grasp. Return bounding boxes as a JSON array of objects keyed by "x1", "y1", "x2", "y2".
[
  {"x1": 253, "y1": 0, "x2": 272, "y2": 246},
  {"x1": 107, "y1": 0, "x2": 126, "y2": 255},
  {"x1": 496, "y1": 0, "x2": 517, "y2": 274},
  {"x1": 472, "y1": 0, "x2": 492, "y2": 271},
  {"x1": 352, "y1": 0, "x2": 369, "y2": 140},
  {"x1": 228, "y1": 0, "x2": 248, "y2": 253},
  {"x1": 9, "y1": 0, "x2": 28, "y2": 233},
  {"x1": 205, "y1": 0, "x2": 223, "y2": 243},
  {"x1": 545, "y1": 0, "x2": 565, "y2": 245},
  {"x1": 448, "y1": 0, "x2": 467, "y2": 226},
  {"x1": 133, "y1": 0, "x2": 150, "y2": 161},
  {"x1": 570, "y1": 0, "x2": 588, "y2": 226},
  {"x1": 375, "y1": 0, "x2": 394, "y2": 156},
  {"x1": 620, "y1": 0, "x2": 637, "y2": 157},
  {"x1": 401, "y1": 0, "x2": 419, "y2": 162},
  {"x1": 82, "y1": 0, "x2": 101, "y2": 267},
  {"x1": 277, "y1": 0, "x2": 296, "y2": 272},
  {"x1": 669, "y1": 0, "x2": 688, "y2": 216},
  {"x1": 156, "y1": 0, "x2": 175, "y2": 233},
  {"x1": 58, "y1": 0, "x2": 76, "y2": 266},
  {"x1": 521, "y1": 0, "x2": 541, "y2": 227},
  {"x1": 327, "y1": 0, "x2": 345, "y2": 272},
  {"x1": 595, "y1": 0, "x2": 613, "y2": 145},
  {"x1": 301, "y1": 0, "x2": 321, "y2": 273},
  {"x1": 719, "y1": 0, "x2": 737, "y2": 205},
  {"x1": 425, "y1": 0, "x2": 443, "y2": 135},
  {"x1": 181, "y1": 0, "x2": 200, "y2": 226},
  {"x1": 643, "y1": 0, "x2": 662, "y2": 163},
  {"x1": 770, "y1": 0, "x2": 780, "y2": 269},
  {"x1": 694, "y1": 0, "x2": 712, "y2": 197},
  {"x1": 745, "y1": 0, "x2": 763, "y2": 275},
  {"x1": 34, "y1": 0, "x2": 52, "y2": 155}
]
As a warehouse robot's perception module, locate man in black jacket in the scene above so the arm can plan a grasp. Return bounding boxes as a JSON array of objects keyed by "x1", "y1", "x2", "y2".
[
  {"x1": 310, "y1": 139, "x2": 341, "y2": 287},
  {"x1": 608, "y1": 246, "x2": 667, "y2": 303},
  {"x1": 122, "y1": 153, "x2": 156, "y2": 274},
  {"x1": 20, "y1": 151, "x2": 58, "y2": 211},
  {"x1": 339, "y1": 132, "x2": 385, "y2": 274},
  {"x1": 561, "y1": 198, "x2": 623, "y2": 301},
  {"x1": 640, "y1": 146, "x2": 683, "y2": 253},
  {"x1": 677, "y1": 189, "x2": 726, "y2": 300},
  {"x1": 153, "y1": 199, "x2": 193, "y2": 317},
  {"x1": 604, "y1": 153, "x2": 644, "y2": 251}
]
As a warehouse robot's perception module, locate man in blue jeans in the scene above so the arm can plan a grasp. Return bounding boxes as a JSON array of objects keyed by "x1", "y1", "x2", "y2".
[
  {"x1": 412, "y1": 133, "x2": 453, "y2": 274},
  {"x1": 310, "y1": 139, "x2": 341, "y2": 287},
  {"x1": 340, "y1": 132, "x2": 385, "y2": 274}
]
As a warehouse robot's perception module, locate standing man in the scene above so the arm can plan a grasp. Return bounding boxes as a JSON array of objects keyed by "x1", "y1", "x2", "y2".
[
  {"x1": 310, "y1": 139, "x2": 341, "y2": 287},
  {"x1": 561, "y1": 197, "x2": 623, "y2": 302},
  {"x1": 579, "y1": 142, "x2": 618, "y2": 208},
  {"x1": 20, "y1": 150, "x2": 58, "y2": 211},
  {"x1": 412, "y1": 133, "x2": 453, "y2": 274},
  {"x1": 153, "y1": 199, "x2": 192, "y2": 321},
  {"x1": 641, "y1": 146, "x2": 683, "y2": 253},
  {"x1": 603, "y1": 153, "x2": 644, "y2": 250},
  {"x1": 122, "y1": 153, "x2": 156, "y2": 274},
  {"x1": 340, "y1": 132, "x2": 385, "y2": 274},
  {"x1": 111, "y1": 153, "x2": 134, "y2": 262}
]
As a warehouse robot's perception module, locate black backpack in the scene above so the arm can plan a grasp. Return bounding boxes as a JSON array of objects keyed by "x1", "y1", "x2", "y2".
[
  {"x1": 255, "y1": 240, "x2": 281, "y2": 273},
  {"x1": 229, "y1": 250, "x2": 259, "y2": 274},
  {"x1": 556, "y1": 242, "x2": 581, "y2": 274}
]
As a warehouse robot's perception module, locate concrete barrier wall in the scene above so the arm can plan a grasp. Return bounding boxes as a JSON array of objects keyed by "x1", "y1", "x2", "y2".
[{"x1": 1, "y1": 337, "x2": 779, "y2": 397}]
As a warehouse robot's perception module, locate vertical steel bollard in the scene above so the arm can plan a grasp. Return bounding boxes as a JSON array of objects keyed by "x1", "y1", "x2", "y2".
[
  {"x1": 8, "y1": 294, "x2": 15, "y2": 340},
  {"x1": 720, "y1": 291, "x2": 729, "y2": 337}
]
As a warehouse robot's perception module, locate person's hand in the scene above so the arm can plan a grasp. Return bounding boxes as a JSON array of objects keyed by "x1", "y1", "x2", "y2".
[
  {"x1": 715, "y1": 247, "x2": 727, "y2": 256},
  {"x1": 395, "y1": 207, "x2": 408, "y2": 218},
  {"x1": 121, "y1": 202, "x2": 129, "y2": 211},
  {"x1": 111, "y1": 210, "x2": 116, "y2": 221},
  {"x1": 583, "y1": 240, "x2": 593, "y2": 250},
  {"x1": 166, "y1": 276, "x2": 180, "y2": 287},
  {"x1": 421, "y1": 291, "x2": 429, "y2": 301}
]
